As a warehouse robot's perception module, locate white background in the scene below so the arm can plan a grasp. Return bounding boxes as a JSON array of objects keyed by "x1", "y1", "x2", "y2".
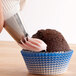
[{"x1": 0, "y1": 0, "x2": 76, "y2": 44}]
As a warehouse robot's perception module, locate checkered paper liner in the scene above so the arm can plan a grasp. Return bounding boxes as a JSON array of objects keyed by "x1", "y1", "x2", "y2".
[{"x1": 21, "y1": 50, "x2": 73, "y2": 75}]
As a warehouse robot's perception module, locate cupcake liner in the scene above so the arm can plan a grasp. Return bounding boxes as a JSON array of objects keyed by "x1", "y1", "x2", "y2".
[{"x1": 21, "y1": 50, "x2": 73, "y2": 75}]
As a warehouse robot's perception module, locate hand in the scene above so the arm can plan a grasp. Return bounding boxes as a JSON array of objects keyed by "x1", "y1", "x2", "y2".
[{"x1": 0, "y1": 0, "x2": 4, "y2": 33}]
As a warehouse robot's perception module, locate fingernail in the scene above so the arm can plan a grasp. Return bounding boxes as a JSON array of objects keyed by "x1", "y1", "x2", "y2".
[
  {"x1": 41, "y1": 50, "x2": 46, "y2": 52},
  {"x1": 22, "y1": 38, "x2": 26, "y2": 43},
  {"x1": 26, "y1": 37, "x2": 28, "y2": 41},
  {"x1": 18, "y1": 41, "x2": 22, "y2": 44},
  {"x1": 23, "y1": 39, "x2": 26, "y2": 43},
  {"x1": 26, "y1": 33, "x2": 28, "y2": 37}
]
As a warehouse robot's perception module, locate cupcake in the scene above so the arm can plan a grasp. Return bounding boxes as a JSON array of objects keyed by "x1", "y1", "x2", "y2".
[{"x1": 21, "y1": 29, "x2": 73, "y2": 75}]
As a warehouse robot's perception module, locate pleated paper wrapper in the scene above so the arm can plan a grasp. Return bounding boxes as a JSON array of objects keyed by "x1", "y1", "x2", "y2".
[{"x1": 21, "y1": 50, "x2": 73, "y2": 75}]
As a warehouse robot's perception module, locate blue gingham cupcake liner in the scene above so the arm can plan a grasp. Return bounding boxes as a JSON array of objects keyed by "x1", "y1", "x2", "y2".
[{"x1": 21, "y1": 50, "x2": 73, "y2": 75}]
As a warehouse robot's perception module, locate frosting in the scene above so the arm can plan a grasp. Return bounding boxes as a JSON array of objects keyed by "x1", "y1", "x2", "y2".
[{"x1": 19, "y1": 37, "x2": 47, "y2": 52}]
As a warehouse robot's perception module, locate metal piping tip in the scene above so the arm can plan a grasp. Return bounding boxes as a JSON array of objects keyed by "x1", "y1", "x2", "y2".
[{"x1": 4, "y1": 13, "x2": 28, "y2": 43}]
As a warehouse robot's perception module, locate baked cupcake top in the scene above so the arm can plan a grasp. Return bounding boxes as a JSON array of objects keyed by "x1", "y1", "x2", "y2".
[{"x1": 32, "y1": 29, "x2": 70, "y2": 52}]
